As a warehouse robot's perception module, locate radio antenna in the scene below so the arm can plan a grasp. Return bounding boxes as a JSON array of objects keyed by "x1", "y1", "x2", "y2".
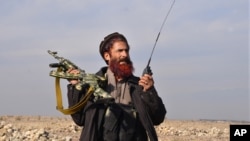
[{"x1": 146, "y1": 0, "x2": 175, "y2": 68}]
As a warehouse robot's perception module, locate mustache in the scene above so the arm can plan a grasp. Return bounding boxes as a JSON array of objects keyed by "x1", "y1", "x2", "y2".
[{"x1": 118, "y1": 57, "x2": 132, "y2": 64}]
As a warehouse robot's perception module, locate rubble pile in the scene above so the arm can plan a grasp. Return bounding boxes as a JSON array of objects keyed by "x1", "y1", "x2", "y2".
[
  {"x1": 0, "y1": 116, "x2": 234, "y2": 141},
  {"x1": 0, "y1": 120, "x2": 80, "y2": 141}
]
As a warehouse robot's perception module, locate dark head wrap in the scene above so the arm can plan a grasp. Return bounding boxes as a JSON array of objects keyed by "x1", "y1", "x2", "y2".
[{"x1": 99, "y1": 32, "x2": 129, "y2": 61}]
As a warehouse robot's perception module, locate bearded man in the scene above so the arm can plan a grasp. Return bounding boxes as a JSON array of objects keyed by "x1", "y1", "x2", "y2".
[{"x1": 67, "y1": 32, "x2": 166, "y2": 141}]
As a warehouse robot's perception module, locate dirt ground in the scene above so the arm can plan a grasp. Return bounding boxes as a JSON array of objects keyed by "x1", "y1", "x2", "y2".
[{"x1": 0, "y1": 115, "x2": 249, "y2": 141}]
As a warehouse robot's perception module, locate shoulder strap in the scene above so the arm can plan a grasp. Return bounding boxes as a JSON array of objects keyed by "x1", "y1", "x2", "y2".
[{"x1": 54, "y1": 68, "x2": 94, "y2": 115}]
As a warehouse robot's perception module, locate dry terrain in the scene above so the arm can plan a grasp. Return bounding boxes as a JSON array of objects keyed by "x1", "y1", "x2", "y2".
[{"x1": 0, "y1": 115, "x2": 249, "y2": 141}]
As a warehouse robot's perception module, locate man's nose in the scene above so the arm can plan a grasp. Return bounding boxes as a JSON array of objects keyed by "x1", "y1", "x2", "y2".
[{"x1": 121, "y1": 50, "x2": 128, "y2": 58}]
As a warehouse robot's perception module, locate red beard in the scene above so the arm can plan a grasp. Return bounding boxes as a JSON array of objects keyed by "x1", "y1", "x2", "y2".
[{"x1": 109, "y1": 59, "x2": 134, "y2": 78}]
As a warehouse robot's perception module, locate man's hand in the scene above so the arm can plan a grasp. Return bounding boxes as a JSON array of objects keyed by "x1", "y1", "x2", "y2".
[
  {"x1": 139, "y1": 74, "x2": 154, "y2": 92},
  {"x1": 67, "y1": 68, "x2": 80, "y2": 85}
]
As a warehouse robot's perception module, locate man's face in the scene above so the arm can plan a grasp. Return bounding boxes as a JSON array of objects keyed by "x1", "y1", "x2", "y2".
[{"x1": 104, "y1": 41, "x2": 134, "y2": 78}]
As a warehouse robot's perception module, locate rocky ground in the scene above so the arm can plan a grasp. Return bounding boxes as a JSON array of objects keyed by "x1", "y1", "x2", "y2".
[{"x1": 0, "y1": 115, "x2": 249, "y2": 141}]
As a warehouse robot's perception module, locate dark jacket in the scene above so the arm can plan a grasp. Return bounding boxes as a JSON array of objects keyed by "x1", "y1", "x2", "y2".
[{"x1": 67, "y1": 67, "x2": 166, "y2": 141}]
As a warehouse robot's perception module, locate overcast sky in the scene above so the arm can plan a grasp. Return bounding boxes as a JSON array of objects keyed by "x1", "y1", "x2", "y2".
[{"x1": 0, "y1": 0, "x2": 249, "y2": 121}]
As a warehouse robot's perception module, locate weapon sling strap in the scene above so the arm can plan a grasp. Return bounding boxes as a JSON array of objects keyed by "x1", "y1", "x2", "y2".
[{"x1": 54, "y1": 68, "x2": 94, "y2": 115}]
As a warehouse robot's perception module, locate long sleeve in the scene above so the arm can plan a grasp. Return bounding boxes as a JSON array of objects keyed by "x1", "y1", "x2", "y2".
[
  {"x1": 128, "y1": 76, "x2": 167, "y2": 126},
  {"x1": 67, "y1": 84, "x2": 86, "y2": 126},
  {"x1": 141, "y1": 86, "x2": 167, "y2": 125}
]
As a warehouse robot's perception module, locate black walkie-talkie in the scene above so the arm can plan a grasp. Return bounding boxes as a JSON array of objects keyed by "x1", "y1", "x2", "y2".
[
  {"x1": 142, "y1": 65, "x2": 152, "y2": 76},
  {"x1": 142, "y1": 0, "x2": 175, "y2": 76},
  {"x1": 142, "y1": 57, "x2": 153, "y2": 76},
  {"x1": 141, "y1": 31, "x2": 159, "y2": 76}
]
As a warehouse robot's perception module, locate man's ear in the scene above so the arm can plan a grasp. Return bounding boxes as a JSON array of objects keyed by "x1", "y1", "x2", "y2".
[{"x1": 104, "y1": 52, "x2": 110, "y2": 62}]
